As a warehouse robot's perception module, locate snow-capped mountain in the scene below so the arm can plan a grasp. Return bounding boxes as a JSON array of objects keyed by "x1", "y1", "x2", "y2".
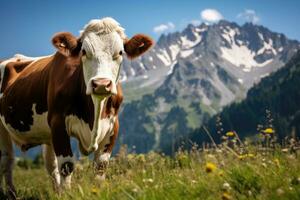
[
  {"x1": 117, "y1": 20, "x2": 300, "y2": 154},
  {"x1": 122, "y1": 20, "x2": 298, "y2": 86}
]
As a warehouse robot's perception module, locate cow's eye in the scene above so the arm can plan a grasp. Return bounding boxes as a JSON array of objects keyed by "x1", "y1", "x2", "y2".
[
  {"x1": 113, "y1": 51, "x2": 123, "y2": 60},
  {"x1": 82, "y1": 49, "x2": 86, "y2": 56}
]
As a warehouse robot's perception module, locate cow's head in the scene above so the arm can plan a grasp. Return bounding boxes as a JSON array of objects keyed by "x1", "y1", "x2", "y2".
[
  {"x1": 52, "y1": 17, "x2": 153, "y2": 151},
  {"x1": 52, "y1": 17, "x2": 153, "y2": 97}
]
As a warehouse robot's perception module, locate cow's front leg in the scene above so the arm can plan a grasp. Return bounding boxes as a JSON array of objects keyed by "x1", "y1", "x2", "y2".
[
  {"x1": 94, "y1": 118, "x2": 119, "y2": 181},
  {"x1": 42, "y1": 144, "x2": 60, "y2": 192},
  {"x1": 94, "y1": 150, "x2": 111, "y2": 182},
  {"x1": 50, "y1": 115, "x2": 75, "y2": 189}
]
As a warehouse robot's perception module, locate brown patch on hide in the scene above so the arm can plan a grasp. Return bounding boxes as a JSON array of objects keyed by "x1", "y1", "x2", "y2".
[
  {"x1": 0, "y1": 60, "x2": 33, "y2": 93},
  {"x1": 101, "y1": 83, "x2": 123, "y2": 119}
]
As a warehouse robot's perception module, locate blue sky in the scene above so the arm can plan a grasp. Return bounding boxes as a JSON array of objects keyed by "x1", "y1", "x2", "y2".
[{"x1": 1, "y1": 0, "x2": 300, "y2": 58}]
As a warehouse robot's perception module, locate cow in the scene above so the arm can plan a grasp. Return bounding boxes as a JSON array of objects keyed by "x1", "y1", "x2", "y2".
[{"x1": 0, "y1": 17, "x2": 153, "y2": 198}]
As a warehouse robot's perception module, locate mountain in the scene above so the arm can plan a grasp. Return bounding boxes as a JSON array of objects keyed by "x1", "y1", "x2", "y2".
[
  {"x1": 122, "y1": 21, "x2": 299, "y2": 91},
  {"x1": 117, "y1": 20, "x2": 300, "y2": 154},
  {"x1": 186, "y1": 50, "x2": 300, "y2": 149}
]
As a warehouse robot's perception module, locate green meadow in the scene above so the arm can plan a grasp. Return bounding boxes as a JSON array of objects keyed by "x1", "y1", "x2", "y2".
[{"x1": 6, "y1": 145, "x2": 300, "y2": 200}]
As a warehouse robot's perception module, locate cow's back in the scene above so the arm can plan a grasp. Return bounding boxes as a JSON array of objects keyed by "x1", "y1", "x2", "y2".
[{"x1": 0, "y1": 55, "x2": 53, "y2": 148}]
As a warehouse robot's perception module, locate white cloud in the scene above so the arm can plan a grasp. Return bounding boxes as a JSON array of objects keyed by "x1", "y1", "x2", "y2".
[
  {"x1": 237, "y1": 9, "x2": 260, "y2": 24},
  {"x1": 190, "y1": 20, "x2": 201, "y2": 26},
  {"x1": 201, "y1": 9, "x2": 223, "y2": 23},
  {"x1": 153, "y1": 22, "x2": 175, "y2": 34}
]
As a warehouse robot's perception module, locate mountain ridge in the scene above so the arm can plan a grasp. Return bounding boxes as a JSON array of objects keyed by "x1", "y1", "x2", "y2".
[{"x1": 118, "y1": 20, "x2": 300, "y2": 154}]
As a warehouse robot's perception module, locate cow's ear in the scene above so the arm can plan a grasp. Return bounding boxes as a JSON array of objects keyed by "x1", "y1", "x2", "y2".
[
  {"x1": 124, "y1": 34, "x2": 154, "y2": 60},
  {"x1": 52, "y1": 32, "x2": 81, "y2": 57}
]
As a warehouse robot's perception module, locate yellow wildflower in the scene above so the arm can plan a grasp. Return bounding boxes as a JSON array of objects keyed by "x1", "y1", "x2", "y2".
[
  {"x1": 226, "y1": 131, "x2": 235, "y2": 137},
  {"x1": 264, "y1": 128, "x2": 275, "y2": 134},
  {"x1": 238, "y1": 155, "x2": 246, "y2": 160},
  {"x1": 222, "y1": 191, "x2": 232, "y2": 200},
  {"x1": 274, "y1": 158, "x2": 280, "y2": 166},
  {"x1": 239, "y1": 153, "x2": 255, "y2": 160},
  {"x1": 247, "y1": 153, "x2": 255, "y2": 158},
  {"x1": 91, "y1": 186, "x2": 99, "y2": 194},
  {"x1": 205, "y1": 162, "x2": 217, "y2": 173}
]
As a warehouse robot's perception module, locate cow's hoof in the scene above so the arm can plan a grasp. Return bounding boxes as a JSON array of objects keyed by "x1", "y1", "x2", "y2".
[
  {"x1": 7, "y1": 188, "x2": 17, "y2": 200},
  {"x1": 61, "y1": 161, "x2": 74, "y2": 177}
]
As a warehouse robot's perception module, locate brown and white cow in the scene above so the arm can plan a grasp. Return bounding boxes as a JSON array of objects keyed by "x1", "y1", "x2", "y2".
[{"x1": 0, "y1": 17, "x2": 153, "y2": 197}]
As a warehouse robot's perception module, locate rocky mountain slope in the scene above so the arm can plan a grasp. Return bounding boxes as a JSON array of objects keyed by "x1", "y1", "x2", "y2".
[{"x1": 117, "y1": 20, "x2": 300, "y2": 154}]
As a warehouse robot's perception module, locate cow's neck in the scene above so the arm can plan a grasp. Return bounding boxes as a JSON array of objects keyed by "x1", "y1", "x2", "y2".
[
  {"x1": 70, "y1": 62, "x2": 112, "y2": 153},
  {"x1": 64, "y1": 57, "x2": 122, "y2": 154}
]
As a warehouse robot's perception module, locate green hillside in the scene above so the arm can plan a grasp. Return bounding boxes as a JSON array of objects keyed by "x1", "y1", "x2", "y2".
[{"x1": 188, "y1": 51, "x2": 300, "y2": 147}]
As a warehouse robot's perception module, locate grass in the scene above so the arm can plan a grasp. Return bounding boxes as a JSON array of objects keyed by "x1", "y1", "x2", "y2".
[{"x1": 6, "y1": 147, "x2": 300, "y2": 200}]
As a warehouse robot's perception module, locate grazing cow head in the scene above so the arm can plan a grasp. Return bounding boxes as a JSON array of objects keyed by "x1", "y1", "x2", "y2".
[
  {"x1": 52, "y1": 17, "x2": 153, "y2": 151},
  {"x1": 52, "y1": 17, "x2": 153, "y2": 97}
]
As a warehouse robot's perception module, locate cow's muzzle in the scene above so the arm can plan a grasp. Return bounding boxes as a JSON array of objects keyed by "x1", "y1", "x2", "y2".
[{"x1": 92, "y1": 78, "x2": 113, "y2": 95}]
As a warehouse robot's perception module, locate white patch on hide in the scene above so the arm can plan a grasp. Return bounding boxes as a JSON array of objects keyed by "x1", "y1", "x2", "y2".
[
  {"x1": 0, "y1": 104, "x2": 50, "y2": 147},
  {"x1": 65, "y1": 115, "x2": 92, "y2": 152},
  {"x1": 65, "y1": 111, "x2": 116, "y2": 154}
]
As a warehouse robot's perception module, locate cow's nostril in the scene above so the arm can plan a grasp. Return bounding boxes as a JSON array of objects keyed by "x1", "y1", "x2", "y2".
[
  {"x1": 106, "y1": 81, "x2": 112, "y2": 88},
  {"x1": 92, "y1": 80, "x2": 97, "y2": 89}
]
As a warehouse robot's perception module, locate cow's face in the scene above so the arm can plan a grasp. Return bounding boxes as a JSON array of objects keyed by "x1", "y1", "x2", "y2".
[
  {"x1": 81, "y1": 30, "x2": 124, "y2": 96},
  {"x1": 52, "y1": 17, "x2": 153, "y2": 98}
]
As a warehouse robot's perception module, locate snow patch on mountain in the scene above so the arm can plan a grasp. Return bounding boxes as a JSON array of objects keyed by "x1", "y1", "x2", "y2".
[
  {"x1": 257, "y1": 39, "x2": 277, "y2": 55},
  {"x1": 157, "y1": 49, "x2": 171, "y2": 66},
  {"x1": 180, "y1": 34, "x2": 202, "y2": 49},
  {"x1": 169, "y1": 44, "x2": 180, "y2": 60},
  {"x1": 130, "y1": 68, "x2": 136, "y2": 76},
  {"x1": 220, "y1": 42, "x2": 274, "y2": 71},
  {"x1": 167, "y1": 62, "x2": 178, "y2": 75},
  {"x1": 258, "y1": 32, "x2": 264, "y2": 41},
  {"x1": 180, "y1": 49, "x2": 194, "y2": 58},
  {"x1": 139, "y1": 62, "x2": 146, "y2": 70}
]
